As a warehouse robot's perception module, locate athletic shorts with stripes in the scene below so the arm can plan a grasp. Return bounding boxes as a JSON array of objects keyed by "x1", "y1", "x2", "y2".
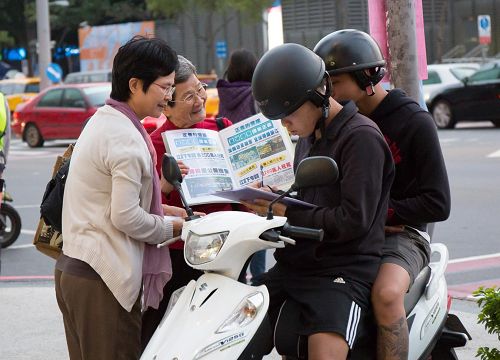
[{"x1": 259, "y1": 263, "x2": 373, "y2": 349}]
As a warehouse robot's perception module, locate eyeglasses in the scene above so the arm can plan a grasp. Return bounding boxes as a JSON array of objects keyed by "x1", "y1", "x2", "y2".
[
  {"x1": 153, "y1": 82, "x2": 175, "y2": 97},
  {"x1": 170, "y1": 82, "x2": 208, "y2": 104}
]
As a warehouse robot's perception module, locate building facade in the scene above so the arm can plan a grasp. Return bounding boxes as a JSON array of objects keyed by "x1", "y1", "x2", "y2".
[
  {"x1": 155, "y1": 9, "x2": 265, "y2": 76},
  {"x1": 281, "y1": 0, "x2": 500, "y2": 64}
]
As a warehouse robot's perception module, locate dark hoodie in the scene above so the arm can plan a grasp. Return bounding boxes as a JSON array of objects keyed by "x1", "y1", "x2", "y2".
[
  {"x1": 369, "y1": 89, "x2": 451, "y2": 231},
  {"x1": 216, "y1": 79, "x2": 257, "y2": 123},
  {"x1": 279, "y1": 101, "x2": 395, "y2": 283}
]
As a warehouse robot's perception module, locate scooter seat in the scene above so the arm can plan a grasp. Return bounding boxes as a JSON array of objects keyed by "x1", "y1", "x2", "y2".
[{"x1": 404, "y1": 266, "x2": 431, "y2": 315}]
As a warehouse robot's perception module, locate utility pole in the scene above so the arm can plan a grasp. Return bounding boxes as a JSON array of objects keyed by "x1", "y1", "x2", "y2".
[
  {"x1": 385, "y1": 0, "x2": 421, "y2": 103},
  {"x1": 36, "y1": 0, "x2": 51, "y2": 90}
]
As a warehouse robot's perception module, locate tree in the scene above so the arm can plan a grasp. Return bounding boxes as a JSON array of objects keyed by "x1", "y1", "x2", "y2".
[
  {"x1": 1, "y1": 0, "x2": 157, "y2": 74},
  {"x1": 0, "y1": 1, "x2": 30, "y2": 51},
  {"x1": 473, "y1": 286, "x2": 500, "y2": 360},
  {"x1": 145, "y1": 0, "x2": 273, "y2": 71},
  {"x1": 24, "y1": 0, "x2": 153, "y2": 47}
]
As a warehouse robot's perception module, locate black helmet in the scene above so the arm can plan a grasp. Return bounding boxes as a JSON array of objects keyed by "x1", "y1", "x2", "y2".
[
  {"x1": 252, "y1": 43, "x2": 330, "y2": 120},
  {"x1": 314, "y1": 29, "x2": 386, "y2": 92}
]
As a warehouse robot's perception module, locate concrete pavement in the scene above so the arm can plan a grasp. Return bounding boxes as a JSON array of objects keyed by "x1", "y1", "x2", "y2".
[{"x1": 0, "y1": 280, "x2": 497, "y2": 359}]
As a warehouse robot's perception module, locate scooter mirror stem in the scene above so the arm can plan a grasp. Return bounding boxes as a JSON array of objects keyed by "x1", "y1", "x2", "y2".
[
  {"x1": 266, "y1": 187, "x2": 294, "y2": 220},
  {"x1": 173, "y1": 184, "x2": 200, "y2": 220},
  {"x1": 162, "y1": 154, "x2": 200, "y2": 221}
]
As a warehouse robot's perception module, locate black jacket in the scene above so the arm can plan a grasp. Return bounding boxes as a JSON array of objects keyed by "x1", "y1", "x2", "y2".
[
  {"x1": 278, "y1": 101, "x2": 395, "y2": 284},
  {"x1": 369, "y1": 89, "x2": 451, "y2": 231}
]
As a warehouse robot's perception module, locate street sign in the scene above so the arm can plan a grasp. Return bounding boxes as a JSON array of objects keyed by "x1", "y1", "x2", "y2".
[
  {"x1": 46, "y1": 63, "x2": 63, "y2": 83},
  {"x1": 215, "y1": 41, "x2": 227, "y2": 59},
  {"x1": 477, "y1": 15, "x2": 491, "y2": 45}
]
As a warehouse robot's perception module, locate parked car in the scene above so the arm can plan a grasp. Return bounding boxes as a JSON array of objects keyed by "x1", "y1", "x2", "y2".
[
  {"x1": 423, "y1": 63, "x2": 480, "y2": 108},
  {"x1": 429, "y1": 61, "x2": 500, "y2": 129},
  {"x1": 142, "y1": 114, "x2": 166, "y2": 134},
  {"x1": 64, "y1": 70, "x2": 112, "y2": 84},
  {"x1": 0, "y1": 77, "x2": 40, "y2": 113},
  {"x1": 11, "y1": 83, "x2": 111, "y2": 147}
]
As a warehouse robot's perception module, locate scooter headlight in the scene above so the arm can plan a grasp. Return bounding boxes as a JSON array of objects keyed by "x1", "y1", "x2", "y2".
[
  {"x1": 185, "y1": 231, "x2": 229, "y2": 265},
  {"x1": 216, "y1": 292, "x2": 265, "y2": 334}
]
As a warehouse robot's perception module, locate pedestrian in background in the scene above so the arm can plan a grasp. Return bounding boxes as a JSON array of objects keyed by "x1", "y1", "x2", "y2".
[
  {"x1": 55, "y1": 36, "x2": 183, "y2": 359},
  {"x1": 216, "y1": 48, "x2": 266, "y2": 284},
  {"x1": 216, "y1": 48, "x2": 258, "y2": 123}
]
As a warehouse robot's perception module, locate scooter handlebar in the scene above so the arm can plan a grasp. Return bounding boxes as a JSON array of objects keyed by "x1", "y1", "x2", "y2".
[{"x1": 282, "y1": 223, "x2": 324, "y2": 241}]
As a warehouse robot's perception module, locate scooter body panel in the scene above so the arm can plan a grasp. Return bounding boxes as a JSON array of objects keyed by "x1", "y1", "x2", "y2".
[
  {"x1": 182, "y1": 211, "x2": 286, "y2": 279},
  {"x1": 407, "y1": 243, "x2": 449, "y2": 359},
  {"x1": 407, "y1": 274, "x2": 448, "y2": 359},
  {"x1": 141, "y1": 273, "x2": 270, "y2": 360}
]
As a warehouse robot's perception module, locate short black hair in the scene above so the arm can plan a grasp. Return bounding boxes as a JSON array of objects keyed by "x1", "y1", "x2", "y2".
[
  {"x1": 225, "y1": 49, "x2": 258, "y2": 83},
  {"x1": 110, "y1": 36, "x2": 178, "y2": 101}
]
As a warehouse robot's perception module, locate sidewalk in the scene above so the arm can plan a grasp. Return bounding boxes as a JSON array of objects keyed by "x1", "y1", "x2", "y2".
[{"x1": 0, "y1": 280, "x2": 497, "y2": 359}]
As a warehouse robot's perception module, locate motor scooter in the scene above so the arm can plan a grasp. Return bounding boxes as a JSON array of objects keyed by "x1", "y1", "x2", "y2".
[
  {"x1": 141, "y1": 155, "x2": 470, "y2": 360},
  {"x1": 0, "y1": 182, "x2": 21, "y2": 248}
]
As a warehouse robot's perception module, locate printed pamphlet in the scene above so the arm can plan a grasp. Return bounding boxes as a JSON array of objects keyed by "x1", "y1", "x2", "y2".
[{"x1": 161, "y1": 113, "x2": 295, "y2": 205}]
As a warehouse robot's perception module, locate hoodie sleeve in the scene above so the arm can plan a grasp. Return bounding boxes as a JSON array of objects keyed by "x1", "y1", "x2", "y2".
[
  {"x1": 389, "y1": 112, "x2": 451, "y2": 225},
  {"x1": 286, "y1": 126, "x2": 392, "y2": 244}
]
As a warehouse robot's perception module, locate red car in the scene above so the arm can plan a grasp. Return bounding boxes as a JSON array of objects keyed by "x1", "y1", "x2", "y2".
[
  {"x1": 12, "y1": 82, "x2": 111, "y2": 147},
  {"x1": 141, "y1": 113, "x2": 166, "y2": 134}
]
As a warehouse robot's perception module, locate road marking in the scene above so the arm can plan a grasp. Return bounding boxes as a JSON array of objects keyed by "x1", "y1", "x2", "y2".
[
  {"x1": 439, "y1": 138, "x2": 459, "y2": 143},
  {"x1": 447, "y1": 257, "x2": 500, "y2": 274},
  {"x1": 446, "y1": 253, "x2": 500, "y2": 299},
  {"x1": 487, "y1": 149, "x2": 500, "y2": 158},
  {"x1": 449, "y1": 252, "x2": 500, "y2": 263},
  {"x1": 447, "y1": 252, "x2": 500, "y2": 274},
  {"x1": 448, "y1": 253, "x2": 500, "y2": 264},
  {"x1": 11, "y1": 205, "x2": 39, "y2": 209},
  {"x1": 21, "y1": 229, "x2": 37, "y2": 236},
  {"x1": 0, "y1": 275, "x2": 54, "y2": 282},
  {"x1": 7, "y1": 244, "x2": 34, "y2": 249},
  {"x1": 448, "y1": 278, "x2": 500, "y2": 300}
]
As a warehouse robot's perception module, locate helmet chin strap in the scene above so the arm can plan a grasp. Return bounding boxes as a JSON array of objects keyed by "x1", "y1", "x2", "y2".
[{"x1": 365, "y1": 83, "x2": 376, "y2": 96}]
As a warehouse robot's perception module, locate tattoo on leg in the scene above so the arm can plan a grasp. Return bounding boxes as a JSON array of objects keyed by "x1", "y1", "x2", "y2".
[{"x1": 377, "y1": 316, "x2": 409, "y2": 360}]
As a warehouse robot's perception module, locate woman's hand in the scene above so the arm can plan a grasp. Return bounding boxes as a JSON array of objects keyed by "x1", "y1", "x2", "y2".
[
  {"x1": 177, "y1": 160, "x2": 189, "y2": 177},
  {"x1": 241, "y1": 199, "x2": 287, "y2": 217},
  {"x1": 171, "y1": 217, "x2": 184, "y2": 237},
  {"x1": 162, "y1": 204, "x2": 205, "y2": 218},
  {"x1": 162, "y1": 205, "x2": 187, "y2": 217}
]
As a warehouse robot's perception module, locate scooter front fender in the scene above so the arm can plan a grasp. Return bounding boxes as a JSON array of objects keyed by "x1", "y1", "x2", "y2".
[{"x1": 141, "y1": 273, "x2": 270, "y2": 360}]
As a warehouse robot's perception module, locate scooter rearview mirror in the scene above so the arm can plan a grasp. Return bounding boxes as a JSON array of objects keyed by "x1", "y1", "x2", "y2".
[
  {"x1": 161, "y1": 154, "x2": 199, "y2": 220},
  {"x1": 294, "y1": 156, "x2": 339, "y2": 189},
  {"x1": 162, "y1": 154, "x2": 183, "y2": 188},
  {"x1": 266, "y1": 156, "x2": 339, "y2": 220}
]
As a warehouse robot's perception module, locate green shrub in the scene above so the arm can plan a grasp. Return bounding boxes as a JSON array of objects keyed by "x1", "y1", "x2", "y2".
[{"x1": 473, "y1": 286, "x2": 500, "y2": 360}]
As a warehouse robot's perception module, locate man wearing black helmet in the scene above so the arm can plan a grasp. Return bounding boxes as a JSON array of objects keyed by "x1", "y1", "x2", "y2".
[
  {"x1": 314, "y1": 29, "x2": 451, "y2": 360},
  {"x1": 244, "y1": 43, "x2": 394, "y2": 359}
]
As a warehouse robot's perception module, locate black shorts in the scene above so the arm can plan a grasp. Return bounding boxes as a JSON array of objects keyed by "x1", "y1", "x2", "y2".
[
  {"x1": 381, "y1": 227, "x2": 431, "y2": 285},
  {"x1": 259, "y1": 264, "x2": 372, "y2": 350}
]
